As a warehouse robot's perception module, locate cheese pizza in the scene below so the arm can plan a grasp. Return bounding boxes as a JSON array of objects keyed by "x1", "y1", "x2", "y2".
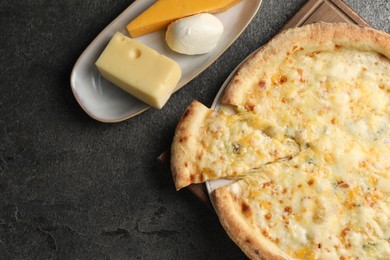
[{"x1": 171, "y1": 23, "x2": 390, "y2": 259}]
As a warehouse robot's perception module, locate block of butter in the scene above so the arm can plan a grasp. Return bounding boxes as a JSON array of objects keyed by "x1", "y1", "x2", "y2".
[
  {"x1": 127, "y1": 0, "x2": 242, "y2": 38},
  {"x1": 95, "y1": 32, "x2": 181, "y2": 109}
]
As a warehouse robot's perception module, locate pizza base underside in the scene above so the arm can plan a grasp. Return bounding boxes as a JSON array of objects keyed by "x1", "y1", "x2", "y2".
[{"x1": 171, "y1": 23, "x2": 390, "y2": 259}]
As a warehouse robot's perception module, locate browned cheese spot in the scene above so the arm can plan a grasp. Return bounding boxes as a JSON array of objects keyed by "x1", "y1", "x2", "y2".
[
  {"x1": 308, "y1": 50, "x2": 322, "y2": 58},
  {"x1": 295, "y1": 108, "x2": 303, "y2": 115},
  {"x1": 245, "y1": 102, "x2": 255, "y2": 112},
  {"x1": 269, "y1": 149, "x2": 279, "y2": 157},
  {"x1": 365, "y1": 191, "x2": 381, "y2": 208},
  {"x1": 262, "y1": 180, "x2": 274, "y2": 189},
  {"x1": 258, "y1": 80, "x2": 266, "y2": 88},
  {"x1": 340, "y1": 227, "x2": 350, "y2": 238},
  {"x1": 297, "y1": 68, "x2": 305, "y2": 83},
  {"x1": 337, "y1": 180, "x2": 350, "y2": 189},
  {"x1": 284, "y1": 206, "x2": 292, "y2": 214},
  {"x1": 280, "y1": 76, "x2": 288, "y2": 84},
  {"x1": 241, "y1": 202, "x2": 252, "y2": 217}
]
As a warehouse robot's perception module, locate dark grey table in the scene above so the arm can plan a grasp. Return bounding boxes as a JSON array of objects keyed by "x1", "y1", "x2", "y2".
[{"x1": 1, "y1": 1, "x2": 389, "y2": 259}]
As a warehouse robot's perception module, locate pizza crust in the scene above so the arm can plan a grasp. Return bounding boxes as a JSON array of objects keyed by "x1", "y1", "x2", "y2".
[
  {"x1": 222, "y1": 22, "x2": 390, "y2": 106},
  {"x1": 213, "y1": 187, "x2": 291, "y2": 260},
  {"x1": 171, "y1": 100, "x2": 210, "y2": 190}
]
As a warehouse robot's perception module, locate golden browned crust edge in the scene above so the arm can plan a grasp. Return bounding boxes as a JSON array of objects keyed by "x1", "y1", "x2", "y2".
[
  {"x1": 222, "y1": 22, "x2": 390, "y2": 106},
  {"x1": 213, "y1": 187, "x2": 292, "y2": 260},
  {"x1": 170, "y1": 100, "x2": 210, "y2": 190}
]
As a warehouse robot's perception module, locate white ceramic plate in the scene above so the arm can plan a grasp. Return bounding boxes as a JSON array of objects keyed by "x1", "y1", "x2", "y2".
[{"x1": 70, "y1": 0, "x2": 262, "y2": 123}]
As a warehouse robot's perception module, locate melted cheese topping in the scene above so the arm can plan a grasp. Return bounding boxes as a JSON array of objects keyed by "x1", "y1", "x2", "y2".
[
  {"x1": 230, "y1": 149, "x2": 390, "y2": 259},
  {"x1": 197, "y1": 111, "x2": 301, "y2": 178},
  {"x1": 223, "y1": 47, "x2": 390, "y2": 259}
]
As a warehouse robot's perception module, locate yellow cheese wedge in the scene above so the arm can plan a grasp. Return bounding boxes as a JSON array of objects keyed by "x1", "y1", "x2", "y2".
[
  {"x1": 95, "y1": 32, "x2": 181, "y2": 109},
  {"x1": 127, "y1": 0, "x2": 242, "y2": 38}
]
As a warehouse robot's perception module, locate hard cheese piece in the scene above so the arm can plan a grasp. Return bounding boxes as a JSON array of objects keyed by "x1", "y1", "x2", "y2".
[
  {"x1": 95, "y1": 32, "x2": 181, "y2": 109},
  {"x1": 127, "y1": 0, "x2": 242, "y2": 38}
]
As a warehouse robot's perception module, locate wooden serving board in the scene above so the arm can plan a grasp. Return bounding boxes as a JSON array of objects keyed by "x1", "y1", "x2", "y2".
[{"x1": 160, "y1": 0, "x2": 370, "y2": 209}]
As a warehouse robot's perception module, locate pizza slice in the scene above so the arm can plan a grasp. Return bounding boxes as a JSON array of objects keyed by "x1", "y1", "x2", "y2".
[{"x1": 171, "y1": 100, "x2": 302, "y2": 190}]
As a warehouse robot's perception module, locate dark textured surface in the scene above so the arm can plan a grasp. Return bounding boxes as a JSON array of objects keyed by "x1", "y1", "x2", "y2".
[{"x1": 0, "y1": 0, "x2": 388, "y2": 259}]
